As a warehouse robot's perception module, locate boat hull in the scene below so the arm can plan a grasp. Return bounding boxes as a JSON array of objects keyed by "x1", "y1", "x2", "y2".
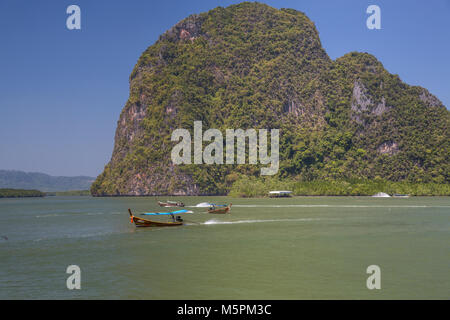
[
  {"x1": 133, "y1": 218, "x2": 183, "y2": 227},
  {"x1": 207, "y1": 204, "x2": 232, "y2": 214}
]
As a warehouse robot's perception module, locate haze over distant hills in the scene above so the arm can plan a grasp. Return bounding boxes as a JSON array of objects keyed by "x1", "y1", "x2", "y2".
[{"x1": 0, "y1": 170, "x2": 95, "y2": 192}]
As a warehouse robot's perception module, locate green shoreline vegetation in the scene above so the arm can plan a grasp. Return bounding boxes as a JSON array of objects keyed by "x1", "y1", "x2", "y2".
[
  {"x1": 45, "y1": 190, "x2": 91, "y2": 196},
  {"x1": 228, "y1": 176, "x2": 450, "y2": 197},
  {"x1": 0, "y1": 189, "x2": 91, "y2": 198},
  {"x1": 1, "y1": 184, "x2": 448, "y2": 198},
  {"x1": 0, "y1": 189, "x2": 45, "y2": 198}
]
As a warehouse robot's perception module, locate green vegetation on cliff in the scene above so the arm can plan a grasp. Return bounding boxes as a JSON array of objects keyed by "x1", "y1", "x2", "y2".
[{"x1": 91, "y1": 2, "x2": 449, "y2": 196}]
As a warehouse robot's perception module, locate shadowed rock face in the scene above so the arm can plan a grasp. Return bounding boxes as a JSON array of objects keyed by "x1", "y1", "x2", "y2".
[
  {"x1": 91, "y1": 2, "x2": 449, "y2": 196},
  {"x1": 420, "y1": 89, "x2": 445, "y2": 108},
  {"x1": 351, "y1": 81, "x2": 391, "y2": 124},
  {"x1": 377, "y1": 141, "x2": 399, "y2": 155},
  {"x1": 160, "y1": 14, "x2": 205, "y2": 42}
]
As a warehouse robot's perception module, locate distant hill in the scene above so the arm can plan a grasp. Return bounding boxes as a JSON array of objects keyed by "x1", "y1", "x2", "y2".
[{"x1": 0, "y1": 170, "x2": 95, "y2": 192}]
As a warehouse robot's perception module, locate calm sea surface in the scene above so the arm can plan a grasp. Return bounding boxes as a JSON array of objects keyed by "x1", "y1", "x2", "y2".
[{"x1": 0, "y1": 196, "x2": 449, "y2": 299}]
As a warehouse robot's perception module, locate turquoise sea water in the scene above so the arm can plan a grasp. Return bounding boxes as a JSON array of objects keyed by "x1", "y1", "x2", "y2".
[{"x1": 0, "y1": 196, "x2": 449, "y2": 299}]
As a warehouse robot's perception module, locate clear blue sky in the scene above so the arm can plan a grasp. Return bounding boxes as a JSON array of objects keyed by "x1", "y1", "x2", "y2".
[{"x1": 0, "y1": 0, "x2": 448, "y2": 177}]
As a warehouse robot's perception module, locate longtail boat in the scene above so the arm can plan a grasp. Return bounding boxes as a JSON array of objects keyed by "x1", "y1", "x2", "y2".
[
  {"x1": 128, "y1": 209, "x2": 190, "y2": 227},
  {"x1": 207, "y1": 204, "x2": 232, "y2": 214},
  {"x1": 158, "y1": 200, "x2": 185, "y2": 207}
]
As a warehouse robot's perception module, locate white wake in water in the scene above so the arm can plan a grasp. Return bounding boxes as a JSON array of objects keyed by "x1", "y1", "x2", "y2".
[
  {"x1": 232, "y1": 205, "x2": 450, "y2": 208},
  {"x1": 193, "y1": 202, "x2": 213, "y2": 207},
  {"x1": 203, "y1": 218, "x2": 321, "y2": 225}
]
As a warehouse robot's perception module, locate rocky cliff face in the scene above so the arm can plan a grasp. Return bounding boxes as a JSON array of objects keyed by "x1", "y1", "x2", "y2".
[{"x1": 91, "y1": 2, "x2": 449, "y2": 196}]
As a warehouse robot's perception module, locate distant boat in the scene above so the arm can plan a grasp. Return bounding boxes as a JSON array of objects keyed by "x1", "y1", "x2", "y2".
[
  {"x1": 207, "y1": 204, "x2": 232, "y2": 214},
  {"x1": 158, "y1": 200, "x2": 185, "y2": 207},
  {"x1": 269, "y1": 191, "x2": 292, "y2": 198},
  {"x1": 195, "y1": 202, "x2": 227, "y2": 208},
  {"x1": 393, "y1": 194, "x2": 410, "y2": 198},
  {"x1": 372, "y1": 192, "x2": 391, "y2": 198},
  {"x1": 128, "y1": 208, "x2": 189, "y2": 227}
]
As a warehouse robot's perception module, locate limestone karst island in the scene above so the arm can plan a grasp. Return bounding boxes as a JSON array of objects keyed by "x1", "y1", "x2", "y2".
[{"x1": 90, "y1": 3, "x2": 449, "y2": 197}]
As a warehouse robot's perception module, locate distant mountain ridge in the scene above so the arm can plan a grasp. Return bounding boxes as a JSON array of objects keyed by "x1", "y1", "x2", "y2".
[{"x1": 0, "y1": 170, "x2": 95, "y2": 192}]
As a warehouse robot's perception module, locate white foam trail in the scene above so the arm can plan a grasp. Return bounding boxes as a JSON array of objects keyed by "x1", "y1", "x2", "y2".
[
  {"x1": 36, "y1": 213, "x2": 63, "y2": 218},
  {"x1": 189, "y1": 204, "x2": 450, "y2": 209},
  {"x1": 193, "y1": 202, "x2": 213, "y2": 207},
  {"x1": 203, "y1": 218, "x2": 321, "y2": 225},
  {"x1": 36, "y1": 211, "x2": 120, "y2": 218},
  {"x1": 33, "y1": 230, "x2": 121, "y2": 242}
]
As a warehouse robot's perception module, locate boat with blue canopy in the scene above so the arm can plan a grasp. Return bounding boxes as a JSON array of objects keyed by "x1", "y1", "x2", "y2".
[
  {"x1": 128, "y1": 208, "x2": 191, "y2": 227},
  {"x1": 141, "y1": 209, "x2": 191, "y2": 216}
]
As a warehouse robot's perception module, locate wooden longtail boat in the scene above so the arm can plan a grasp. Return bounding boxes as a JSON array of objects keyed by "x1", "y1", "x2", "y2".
[
  {"x1": 158, "y1": 200, "x2": 185, "y2": 207},
  {"x1": 207, "y1": 204, "x2": 232, "y2": 214},
  {"x1": 128, "y1": 209, "x2": 183, "y2": 227}
]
